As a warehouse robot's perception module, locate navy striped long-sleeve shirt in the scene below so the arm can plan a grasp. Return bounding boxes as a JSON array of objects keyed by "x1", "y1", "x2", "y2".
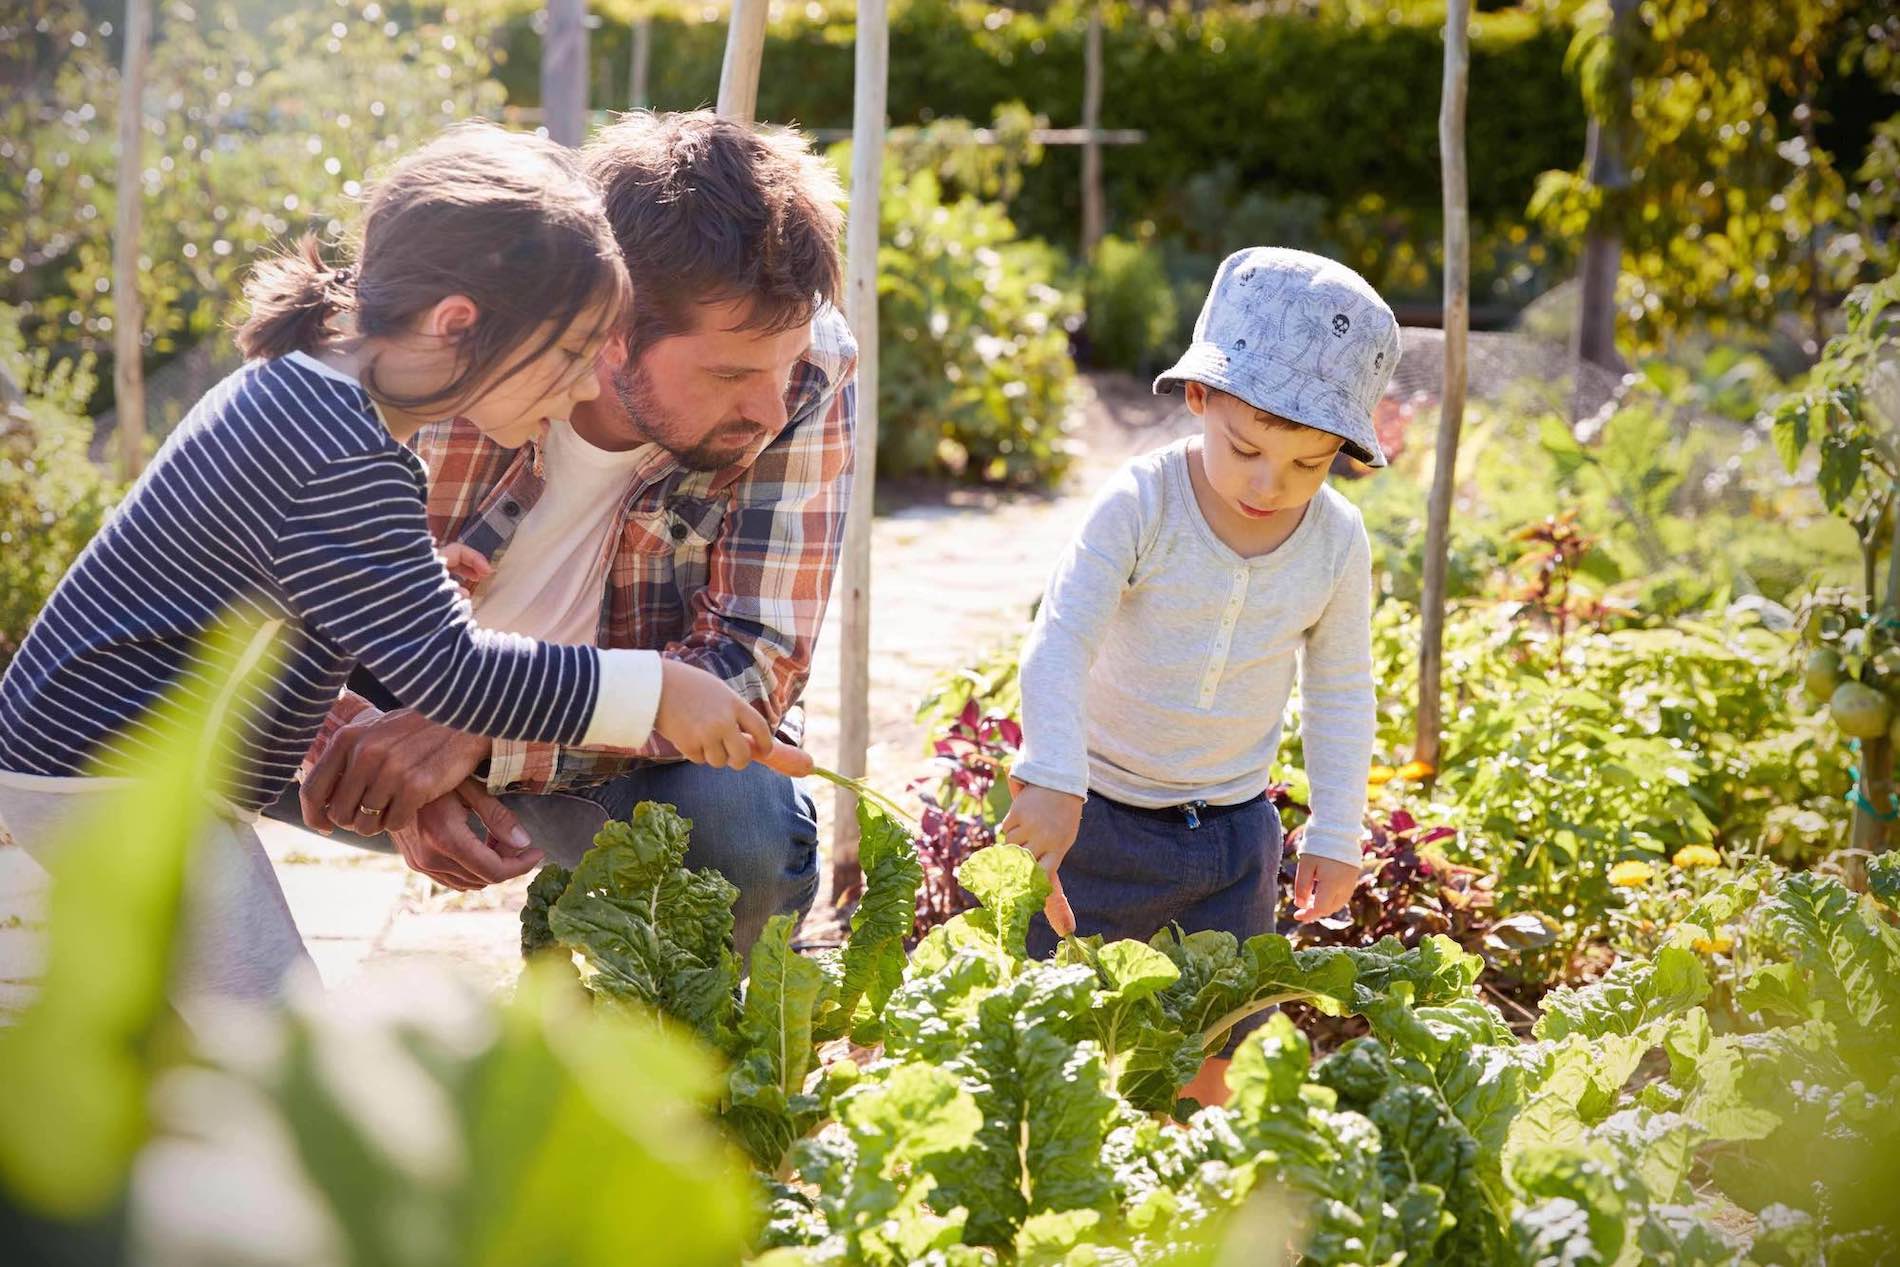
[{"x1": 0, "y1": 352, "x2": 660, "y2": 812}]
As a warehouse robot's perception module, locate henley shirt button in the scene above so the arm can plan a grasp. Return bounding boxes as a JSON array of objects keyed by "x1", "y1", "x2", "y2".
[
  {"x1": 501, "y1": 501, "x2": 520, "y2": 519},
  {"x1": 670, "y1": 522, "x2": 689, "y2": 541}
]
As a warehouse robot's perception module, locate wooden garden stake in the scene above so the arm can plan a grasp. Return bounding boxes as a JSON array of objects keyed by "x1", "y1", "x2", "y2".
[
  {"x1": 717, "y1": 0, "x2": 769, "y2": 123},
  {"x1": 833, "y1": 0, "x2": 890, "y2": 899},
  {"x1": 1080, "y1": 4, "x2": 1105, "y2": 258},
  {"x1": 629, "y1": 13, "x2": 652, "y2": 108},
  {"x1": 113, "y1": 0, "x2": 151, "y2": 481},
  {"x1": 1416, "y1": 0, "x2": 1470, "y2": 772},
  {"x1": 542, "y1": 0, "x2": 589, "y2": 147}
]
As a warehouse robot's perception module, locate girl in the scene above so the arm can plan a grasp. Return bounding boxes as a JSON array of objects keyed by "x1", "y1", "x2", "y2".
[{"x1": 0, "y1": 122, "x2": 803, "y2": 1004}]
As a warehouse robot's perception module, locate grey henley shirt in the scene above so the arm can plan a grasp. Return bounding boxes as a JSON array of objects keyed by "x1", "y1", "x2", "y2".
[{"x1": 1014, "y1": 438, "x2": 1375, "y2": 864}]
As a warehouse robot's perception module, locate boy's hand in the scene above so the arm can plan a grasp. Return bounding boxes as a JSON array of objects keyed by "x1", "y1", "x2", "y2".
[
  {"x1": 1291, "y1": 854, "x2": 1361, "y2": 924},
  {"x1": 999, "y1": 779, "x2": 1083, "y2": 937},
  {"x1": 655, "y1": 659, "x2": 812, "y2": 777}
]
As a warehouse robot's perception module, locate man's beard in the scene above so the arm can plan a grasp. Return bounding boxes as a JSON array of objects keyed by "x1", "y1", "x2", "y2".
[{"x1": 611, "y1": 360, "x2": 764, "y2": 473}]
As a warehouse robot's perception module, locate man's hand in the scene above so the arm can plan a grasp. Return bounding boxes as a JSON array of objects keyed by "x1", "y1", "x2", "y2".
[
  {"x1": 655, "y1": 659, "x2": 812, "y2": 777},
  {"x1": 1291, "y1": 854, "x2": 1362, "y2": 924},
  {"x1": 300, "y1": 708, "x2": 492, "y2": 837},
  {"x1": 391, "y1": 780, "x2": 542, "y2": 892},
  {"x1": 998, "y1": 779, "x2": 1083, "y2": 938}
]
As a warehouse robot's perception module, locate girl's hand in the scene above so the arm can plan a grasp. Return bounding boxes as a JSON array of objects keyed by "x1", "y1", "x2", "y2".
[
  {"x1": 999, "y1": 779, "x2": 1083, "y2": 937},
  {"x1": 654, "y1": 659, "x2": 812, "y2": 777},
  {"x1": 1291, "y1": 854, "x2": 1362, "y2": 924},
  {"x1": 437, "y1": 543, "x2": 492, "y2": 599}
]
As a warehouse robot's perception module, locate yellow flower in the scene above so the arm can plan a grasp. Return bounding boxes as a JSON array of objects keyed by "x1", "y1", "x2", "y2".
[
  {"x1": 1396, "y1": 760, "x2": 1436, "y2": 782},
  {"x1": 1672, "y1": 845, "x2": 1722, "y2": 869},
  {"x1": 1692, "y1": 933, "x2": 1734, "y2": 954},
  {"x1": 1367, "y1": 764, "x2": 1398, "y2": 786},
  {"x1": 1608, "y1": 860, "x2": 1655, "y2": 888}
]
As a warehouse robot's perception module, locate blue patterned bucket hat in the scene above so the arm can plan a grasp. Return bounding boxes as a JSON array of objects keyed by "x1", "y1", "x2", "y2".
[{"x1": 1154, "y1": 247, "x2": 1401, "y2": 467}]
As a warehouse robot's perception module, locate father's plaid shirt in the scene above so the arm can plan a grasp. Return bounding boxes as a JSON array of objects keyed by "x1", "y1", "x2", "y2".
[{"x1": 320, "y1": 307, "x2": 857, "y2": 795}]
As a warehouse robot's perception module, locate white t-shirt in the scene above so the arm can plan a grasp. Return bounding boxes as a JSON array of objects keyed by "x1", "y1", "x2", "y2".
[{"x1": 472, "y1": 421, "x2": 657, "y2": 645}]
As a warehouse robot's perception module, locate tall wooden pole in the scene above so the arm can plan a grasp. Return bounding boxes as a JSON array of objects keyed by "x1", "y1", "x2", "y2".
[
  {"x1": 1080, "y1": 5, "x2": 1105, "y2": 257},
  {"x1": 832, "y1": 0, "x2": 890, "y2": 900},
  {"x1": 542, "y1": 0, "x2": 589, "y2": 146},
  {"x1": 1573, "y1": 0, "x2": 1636, "y2": 394},
  {"x1": 1416, "y1": 0, "x2": 1470, "y2": 772},
  {"x1": 629, "y1": 14, "x2": 652, "y2": 108},
  {"x1": 717, "y1": 0, "x2": 769, "y2": 123},
  {"x1": 113, "y1": 0, "x2": 151, "y2": 481}
]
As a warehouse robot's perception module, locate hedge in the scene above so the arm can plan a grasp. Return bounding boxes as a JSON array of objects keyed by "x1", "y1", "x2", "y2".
[{"x1": 496, "y1": 1, "x2": 1586, "y2": 294}]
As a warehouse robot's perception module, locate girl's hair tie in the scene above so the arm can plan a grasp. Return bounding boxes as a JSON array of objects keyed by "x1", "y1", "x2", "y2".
[{"x1": 329, "y1": 265, "x2": 355, "y2": 290}]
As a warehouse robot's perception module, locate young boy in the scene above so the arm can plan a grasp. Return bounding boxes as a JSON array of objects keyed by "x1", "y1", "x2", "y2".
[{"x1": 1001, "y1": 247, "x2": 1397, "y2": 1102}]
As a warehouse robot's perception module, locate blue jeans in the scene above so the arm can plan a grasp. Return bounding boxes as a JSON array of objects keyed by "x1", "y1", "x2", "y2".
[{"x1": 265, "y1": 761, "x2": 819, "y2": 958}]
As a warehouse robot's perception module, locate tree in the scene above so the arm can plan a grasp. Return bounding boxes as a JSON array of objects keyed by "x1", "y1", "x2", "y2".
[
  {"x1": 1533, "y1": 0, "x2": 1898, "y2": 357},
  {"x1": 1, "y1": 1, "x2": 506, "y2": 419}
]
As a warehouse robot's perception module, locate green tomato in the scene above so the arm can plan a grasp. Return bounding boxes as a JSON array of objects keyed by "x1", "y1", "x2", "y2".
[
  {"x1": 1803, "y1": 648, "x2": 1846, "y2": 703},
  {"x1": 1831, "y1": 681, "x2": 1893, "y2": 740}
]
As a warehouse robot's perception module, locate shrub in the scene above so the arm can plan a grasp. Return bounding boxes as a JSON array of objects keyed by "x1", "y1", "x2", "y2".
[
  {"x1": 1079, "y1": 235, "x2": 1178, "y2": 375},
  {"x1": 856, "y1": 131, "x2": 1081, "y2": 484},
  {"x1": 0, "y1": 308, "x2": 119, "y2": 670}
]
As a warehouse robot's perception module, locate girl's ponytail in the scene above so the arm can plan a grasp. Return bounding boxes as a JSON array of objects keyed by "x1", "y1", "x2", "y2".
[{"x1": 234, "y1": 234, "x2": 355, "y2": 359}]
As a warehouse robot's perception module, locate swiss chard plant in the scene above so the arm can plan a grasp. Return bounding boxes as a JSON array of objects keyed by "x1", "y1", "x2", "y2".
[{"x1": 524, "y1": 799, "x2": 1900, "y2": 1266}]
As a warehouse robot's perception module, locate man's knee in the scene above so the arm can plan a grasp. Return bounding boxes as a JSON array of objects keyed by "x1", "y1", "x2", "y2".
[{"x1": 594, "y1": 762, "x2": 818, "y2": 949}]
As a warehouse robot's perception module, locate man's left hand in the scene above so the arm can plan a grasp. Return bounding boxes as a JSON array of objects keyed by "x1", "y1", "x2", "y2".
[{"x1": 301, "y1": 708, "x2": 492, "y2": 837}]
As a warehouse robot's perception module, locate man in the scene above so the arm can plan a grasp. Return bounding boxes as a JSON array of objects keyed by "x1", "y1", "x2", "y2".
[{"x1": 275, "y1": 111, "x2": 855, "y2": 955}]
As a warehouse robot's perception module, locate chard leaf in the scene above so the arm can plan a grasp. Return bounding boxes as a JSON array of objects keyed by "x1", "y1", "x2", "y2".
[
  {"x1": 1150, "y1": 931, "x2": 1481, "y2": 1055},
  {"x1": 1061, "y1": 936, "x2": 1191, "y2": 1110},
  {"x1": 834, "y1": 1063, "x2": 983, "y2": 1266},
  {"x1": 920, "y1": 963, "x2": 1115, "y2": 1247},
  {"x1": 1367, "y1": 1083, "x2": 1476, "y2": 1262},
  {"x1": 1112, "y1": 1027, "x2": 1208, "y2": 1114},
  {"x1": 546, "y1": 802, "x2": 743, "y2": 1050},
  {"x1": 821, "y1": 799, "x2": 923, "y2": 1045},
  {"x1": 520, "y1": 863, "x2": 572, "y2": 959},
  {"x1": 1869, "y1": 853, "x2": 1900, "y2": 906},
  {"x1": 1506, "y1": 1030, "x2": 1653, "y2": 1180},
  {"x1": 1214, "y1": 1021, "x2": 1404, "y2": 1265},
  {"x1": 724, "y1": 913, "x2": 832, "y2": 1171},
  {"x1": 1226, "y1": 1012, "x2": 1312, "y2": 1117},
  {"x1": 1733, "y1": 961, "x2": 1812, "y2": 1024},
  {"x1": 1508, "y1": 1144, "x2": 1629, "y2": 1267},
  {"x1": 1754, "y1": 872, "x2": 1900, "y2": 1033},
  {"x1": 1588, "y1": 1109, "x2": 1703, "y2": 1204},
  {"x1": 956, "y1": 844, "x2": 1051, "y2": 964},
  {"x1": 1531, "y1": 946, "x2": 1709, "y2": 1042},
  {"x1": 882, "y1": 949, "x2": 1006, "y2": 1067}
]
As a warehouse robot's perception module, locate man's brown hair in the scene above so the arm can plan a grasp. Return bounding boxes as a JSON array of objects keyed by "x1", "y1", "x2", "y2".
[{"x1": 583, "y1": 110, "x2": 845, "y2": 351}]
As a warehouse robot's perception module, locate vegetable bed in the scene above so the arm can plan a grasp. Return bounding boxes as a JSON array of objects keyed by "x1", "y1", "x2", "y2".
[{"x1": 521, "y1": 801, "x2": 1900, "y2": 1266}]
